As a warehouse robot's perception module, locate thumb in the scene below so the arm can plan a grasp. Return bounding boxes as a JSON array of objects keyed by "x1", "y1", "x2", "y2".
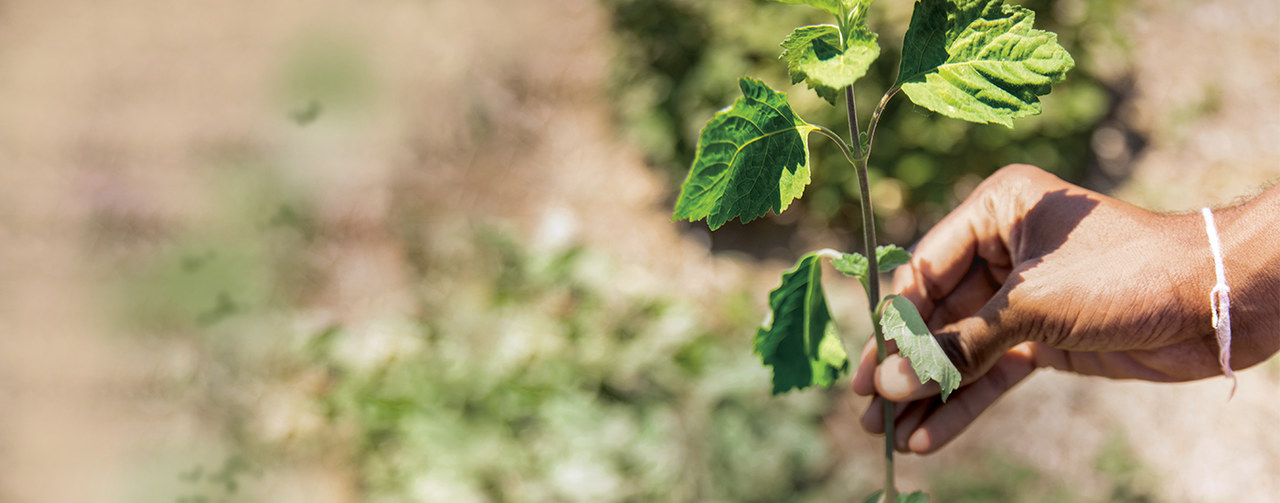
[{"x1": 876, "y1": 304, "x2": 1016, "y2": 401}]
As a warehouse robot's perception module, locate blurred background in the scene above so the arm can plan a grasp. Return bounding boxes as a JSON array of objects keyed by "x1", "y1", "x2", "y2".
[{"x1": 2, "y1": 0, "x2": 1279, "y2": 501}]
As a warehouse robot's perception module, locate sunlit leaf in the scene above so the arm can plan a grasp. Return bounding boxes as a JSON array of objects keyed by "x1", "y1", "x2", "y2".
[
  {"x1": 832, "y1": 245, "x2": 912, "y2": 292},
  {"x1": 768, "y1": 0, "x2": 846, "y2": 17},
  {"x1": 755, "y1": 253, "x2": 849, "y2": 394},
  {"x1": 876, "y1": 245, "x2": 911, "y2": 271},
  {"x1": 673, "y1": 77, "x2": 816, "y2": 230},
  {"x1": 832, "y1": 251, "x2": 869, "y2": 280},
  {"x1": 879, "y1": 295, "x2": 961, "y2": 400},
  {"x1": 779, "y1": 21, "x2": 880, "y2": 104},
  {"x1": 896, "y1": 0, "x2": 1074, "y2": 126}
]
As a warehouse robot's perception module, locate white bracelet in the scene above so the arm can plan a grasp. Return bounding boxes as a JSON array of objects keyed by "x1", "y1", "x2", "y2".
[{"x1": 1201, "y1": 207, "x2": 1236, "y2": 397}]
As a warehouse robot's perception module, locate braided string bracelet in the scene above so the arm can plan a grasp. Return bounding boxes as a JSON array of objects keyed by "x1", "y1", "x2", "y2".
[{"x1": 1201, "y1": 207, "x2": 1237, "y2": 397}]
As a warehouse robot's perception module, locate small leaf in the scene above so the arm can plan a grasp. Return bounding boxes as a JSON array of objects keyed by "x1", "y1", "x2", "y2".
[
  {"x1": 779, "y1": 23, "x2": 880, "y2": 104},
  {"x1": 898, "y1": 492, "x2": 930, "y2": 503},
  {"x1": 832, "y1": 246, "x2": 912, "y2": 293},
  {"x1": 879, "y1": 295, "x2": 961, "y2": 400},
  {"x1": 832, "y1": 251, "x2": 871, "y2": 293},
  {"x1": 896, "y1": 0, "x2": 1075, "y2": 126},
  {"x1": 876, "y1": 245, "x2": 911, "y2": 272},
  {"x1": 673, "y1": 77, "x2": 816, "y2": 230},
  {"x1": 859, "y1": 490, "x2": 929, "y2": 503},
  {"x1": 755, "y1": 253, "x2": 849, "y2": 394},
  {"x1": 832, "y1": 251, "x2": 869, "y2": 278}
]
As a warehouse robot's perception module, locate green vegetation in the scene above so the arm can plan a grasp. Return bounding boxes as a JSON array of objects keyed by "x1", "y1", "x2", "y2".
[
  {"x1": 607, "y1": 0, "x2": 1130, "y2": 245},
  {"x1": 93, "y1": 2, "x2": 1166, "y2": 501},
  {"x1": 667, "y1": 0, "x2": 1075, "y2": 499}
]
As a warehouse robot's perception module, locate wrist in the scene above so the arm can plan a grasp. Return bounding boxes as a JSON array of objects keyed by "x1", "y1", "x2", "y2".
[{"x1": 1204, "y1": 189, "x2": 1280, "y2": 369}]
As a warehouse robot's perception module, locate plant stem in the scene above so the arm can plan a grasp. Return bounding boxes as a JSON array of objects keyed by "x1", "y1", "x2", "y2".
[
  {"x1": 863, "y1": 86, "x2": 900, "y2": 162},
  {"x1": 845, "y1": 87, "x2": 864, "y2": 159},
  {"x1": 846, "y1": 85, "x2": 895, "y2": 503}
]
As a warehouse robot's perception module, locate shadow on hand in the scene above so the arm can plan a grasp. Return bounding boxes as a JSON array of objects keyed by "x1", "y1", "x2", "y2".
[{"x1": 929, "y1": 188, "x2": 1101, "y2": 372}]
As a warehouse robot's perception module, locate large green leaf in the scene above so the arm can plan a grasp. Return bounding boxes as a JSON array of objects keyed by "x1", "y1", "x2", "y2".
[
  {"x1": 673, "y1": 77, "x2": 816, "y2": 230},
  {"x1": 879, "y1": 295, "x2": 961, "y2": 400},
  {"x1": 895, "y1": 0, "x2": 1074, "y2": 127},
  {"x1": 755, "y1": 253, "x2": 849, "y2": 394},
  {"x1": 780, "y1": 23, "x2": 880, "y2": 104}
]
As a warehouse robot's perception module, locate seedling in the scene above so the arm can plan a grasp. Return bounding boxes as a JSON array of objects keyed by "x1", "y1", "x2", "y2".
[{"x1": 671, "y1": 0, "x2": 1074, "y2": 500}]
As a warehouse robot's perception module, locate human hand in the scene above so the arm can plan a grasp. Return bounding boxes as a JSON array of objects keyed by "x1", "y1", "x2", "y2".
[{"x1": 851, "y1": 164, "x2": 1280, "y2": 454}]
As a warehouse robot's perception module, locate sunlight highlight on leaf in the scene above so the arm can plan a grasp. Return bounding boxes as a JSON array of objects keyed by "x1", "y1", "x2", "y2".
[
  {"x1": 780, "y1": 23, "x2": 880, "y2": 104},
  {"x1": 896, "y1": 0, "x2": 1074, "y2": 126},
  {"x1": 673, "y1": 77, "x2": 816, "y2": 229}
]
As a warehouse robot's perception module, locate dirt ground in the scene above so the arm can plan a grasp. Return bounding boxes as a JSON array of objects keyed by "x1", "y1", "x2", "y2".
[{"x1": 1, "y1": 0, "x2": 1278, "y2": 501}]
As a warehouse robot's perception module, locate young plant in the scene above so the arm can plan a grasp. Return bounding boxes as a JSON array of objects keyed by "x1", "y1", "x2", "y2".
[{"x1": 671, "y1": 0, "x2": 1074, "y2": 500}]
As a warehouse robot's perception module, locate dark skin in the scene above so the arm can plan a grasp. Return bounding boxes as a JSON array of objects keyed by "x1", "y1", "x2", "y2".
[{"x1": 852, "y1": 164, "x2": 1280, "y2": 454}]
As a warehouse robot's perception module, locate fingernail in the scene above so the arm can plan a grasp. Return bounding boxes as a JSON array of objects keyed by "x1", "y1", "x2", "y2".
[{"x1": 908, "y1": 430, "x2": 931, "y2": 453}]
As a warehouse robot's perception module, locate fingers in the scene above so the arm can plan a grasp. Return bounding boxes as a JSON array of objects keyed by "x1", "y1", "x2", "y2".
[
  {"x1": 894, "y1": 170, "x2": 1023, "y2": 318},
  {"x1": 850, "y1": 339, "x2": 879, "y2": 396},
  {"x1": 857, "y1": 260, "x2": 996, "y2": 397},
  {"x1": 926, "y1": 259, "x2": 1001, "y2": 330},
  {"x1": 858, "y1": 344, "x2": 1038, "y2": 454},
  {"x1": 874, "y1": 307, "x2": 1015, "y2": 402},
  {"x1": 900, "y1": 344, "x2": 1038, "y2": 454},
  {"x1": 852, "y1": 337, "x2": 898, "y2": 396}
]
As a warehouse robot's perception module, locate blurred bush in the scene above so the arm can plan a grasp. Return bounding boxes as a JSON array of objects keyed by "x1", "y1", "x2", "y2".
[
  {"x1": 302, "y1": 225, "x2": 854, "y2": 501},
  {"x1": 108, "y1": 159, "x2": 874, "y2": 501},
  {"x1": 603, "y1": 0, "x2": 1134, "y2": 248}
]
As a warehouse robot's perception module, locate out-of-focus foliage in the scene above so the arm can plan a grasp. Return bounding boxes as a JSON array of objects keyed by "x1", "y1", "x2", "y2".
[
  {"x1": 112, "y1": 171, "x2": 1147, "y2": 501},
  {"x1": 308, "y1": 226, "x2": 846, "y2": 501},
  {"x1": 604, "y1": 0, "x2": 1131, "y2": 247},
  {"x1": 107, "y1": 161, "x2": 869, "y2": 501},
  {"x1": 94, "y1": 2, "x2": 1154, "y2": 499}
]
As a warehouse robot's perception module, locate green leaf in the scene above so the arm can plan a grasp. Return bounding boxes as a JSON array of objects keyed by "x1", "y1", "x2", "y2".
[
  {"x1": 876, "y1": 245, "x2": 911, "y2": 271},
  {"x1": 768, "y1": 0, "x2": 846, "y2": 17},
  {"x1": 755, "y1": 253, "x2": 849, "y2": 394},
  {"x1": 860, "y1": 490, "x2": 930, "y2": 503},
  {"x1": 779, "y1": 22, "x2": 880, "y2": 104},
  {"x1": 879, "y1": 295, "x2": 961, "y2": 400},
  {"x1": 831, "y1": 246, "x2": 912, "y2": 292},
  {"x1": 899, "y1": 492, "x2": 930, "y2": 503},
  {"x1": 832, "y1": 251, "x2": 869, "y2": 279},
  {"x1": 895, "y1": 0, "x2": 1075, "y2": 126},
  {"x1": 673, "y1": 77, "x2": 816, "y2": 230}
]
